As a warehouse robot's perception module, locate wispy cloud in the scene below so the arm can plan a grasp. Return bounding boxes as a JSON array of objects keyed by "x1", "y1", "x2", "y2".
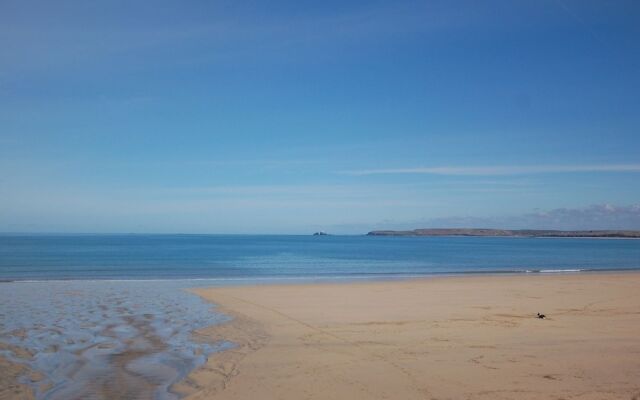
[
  {"x1": 370, "y1": 204, "x2": 640, "y2": 231},
  {"x1": 343, "y1": 164, "x2": 640, "y2": 176},
  {"x1": 0, "y1": 1, "x2": 477, "y2": 78}
]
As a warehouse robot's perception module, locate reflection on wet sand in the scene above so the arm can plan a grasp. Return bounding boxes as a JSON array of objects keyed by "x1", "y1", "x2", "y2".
[{"x1": 0, "y1": 281, "x2": 231, "y2": 399}]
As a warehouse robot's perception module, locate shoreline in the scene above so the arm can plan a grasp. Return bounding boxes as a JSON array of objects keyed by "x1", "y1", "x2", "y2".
[
  {"x1": 188, "y1": 272, "x2": 640, "y2": 399},
  {"x1": 3, "y1": 266, "x2": 640, "y2": 284}
]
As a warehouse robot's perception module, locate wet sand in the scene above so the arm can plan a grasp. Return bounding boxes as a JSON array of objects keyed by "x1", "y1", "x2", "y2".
[
  {"x1": 0, "y1": 312, "x2": 187, "y2": 400},
  {"x1": 0, "y1": 344, "x2": 33, "y2": 400},
  {"x1": 0, "y1": 281, "x2": 229, "y2": 400},
  {"x1": 189, "y1": 273, "x2": 640, "y2": 400}
]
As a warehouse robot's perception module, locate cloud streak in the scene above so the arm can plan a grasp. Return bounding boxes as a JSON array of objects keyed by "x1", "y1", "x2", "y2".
[
  {"x1": 344, "y1": 164, "x2": 640, "y2": 176},
  {"x1": 399, "y1": 204, "x2": 640, "y2": 231}
]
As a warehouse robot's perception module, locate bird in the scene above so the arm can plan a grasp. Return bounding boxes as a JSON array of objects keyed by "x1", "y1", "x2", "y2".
[{"x1": 537, "y1": 313, "x2": 546, "y2": 319}]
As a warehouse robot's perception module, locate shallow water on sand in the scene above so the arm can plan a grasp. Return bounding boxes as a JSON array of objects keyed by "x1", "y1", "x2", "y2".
[{"x1": 0, "y1": 281, "x2": 232, "y2": 399}]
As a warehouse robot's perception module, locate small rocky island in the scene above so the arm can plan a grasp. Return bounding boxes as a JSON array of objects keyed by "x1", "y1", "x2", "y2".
[{"x1": 367, "y1": 228, "x2": 640, "y2": 238}]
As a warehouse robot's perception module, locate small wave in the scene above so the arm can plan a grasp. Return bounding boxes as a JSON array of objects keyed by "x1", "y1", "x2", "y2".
[{"x1": 538, "y1": 269, "x2": 583, "y2": 273}]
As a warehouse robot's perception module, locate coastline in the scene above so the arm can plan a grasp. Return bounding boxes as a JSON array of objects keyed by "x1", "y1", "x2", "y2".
[
  {"x1": 366, "y1": 228, "x2": 640, "y2": 238},
  {"x1": 188, "y1": 272, "x2": 640, "y2": 399}
]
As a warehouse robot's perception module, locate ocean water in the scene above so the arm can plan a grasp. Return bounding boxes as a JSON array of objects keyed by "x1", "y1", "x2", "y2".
[
  {"x1": 1, "y1": 234, "x2": 640, "y2": 281},
  {"x1": 1, "y1": 234, "x2": 639, "y2": 399}
]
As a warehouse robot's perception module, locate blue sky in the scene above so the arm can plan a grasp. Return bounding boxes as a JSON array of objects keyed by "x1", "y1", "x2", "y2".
[{"x1": 1, "y1": 0, "x2": 639, "y2": 233}]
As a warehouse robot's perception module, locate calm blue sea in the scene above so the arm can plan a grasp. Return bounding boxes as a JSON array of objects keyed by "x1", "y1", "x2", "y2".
[{"x1": 1, "y1": 234, "x2": 639, "y2": 281}]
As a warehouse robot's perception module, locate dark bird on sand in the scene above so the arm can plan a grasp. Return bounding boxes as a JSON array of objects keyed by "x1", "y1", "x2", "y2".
[{"x1": 537, "y1": 313, "x2": 546, "y2": 319}]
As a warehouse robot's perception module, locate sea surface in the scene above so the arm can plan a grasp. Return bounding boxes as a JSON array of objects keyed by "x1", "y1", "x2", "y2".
[
  {"x1": 2, "y1": 234, "x2": 640, "y2": 281},
  {"x1": 1, "y1": 234, "x2": 639, "y2": 399}
]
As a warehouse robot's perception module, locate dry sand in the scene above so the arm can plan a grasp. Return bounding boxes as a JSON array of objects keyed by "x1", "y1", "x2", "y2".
[{"x1": 184, "y1": 273, "x2": 640, "y2": 400}]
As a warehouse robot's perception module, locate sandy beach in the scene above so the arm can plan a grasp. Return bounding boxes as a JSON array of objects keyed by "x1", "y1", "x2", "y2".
[
  {"x1": 3, "y1": 273, "x2": 640, "y2": 399},
  {"x1": 183, "y1": 273, "x2": 640, "y2": 400}
]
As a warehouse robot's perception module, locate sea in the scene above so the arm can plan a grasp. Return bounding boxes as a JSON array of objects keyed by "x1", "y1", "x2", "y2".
[{"x1": 1, "y1": 234, "x2": 639, "y2": 399}]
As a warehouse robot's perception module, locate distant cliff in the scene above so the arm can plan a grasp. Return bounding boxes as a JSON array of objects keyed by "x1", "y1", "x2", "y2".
[{"x1": 366, "y1": 228, "x2": 640, "y2": 238}]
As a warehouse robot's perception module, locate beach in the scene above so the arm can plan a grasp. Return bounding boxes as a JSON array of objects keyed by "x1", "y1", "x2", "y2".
[
  {"x1": 183, "y1": 273, "x2": 640, "y2": 400},
  {"x1": 2, "y1": 273, "x2": 640, "y2": 400}
]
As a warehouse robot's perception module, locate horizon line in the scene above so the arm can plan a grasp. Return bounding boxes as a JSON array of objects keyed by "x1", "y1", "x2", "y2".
[{"x1": 2, "y1": 228, "x2": 640, "y2": 236}]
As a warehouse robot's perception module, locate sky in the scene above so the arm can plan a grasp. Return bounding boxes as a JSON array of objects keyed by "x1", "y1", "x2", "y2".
[{"x1": 1, "y1": 0, "x2": 639, "y2": 234}]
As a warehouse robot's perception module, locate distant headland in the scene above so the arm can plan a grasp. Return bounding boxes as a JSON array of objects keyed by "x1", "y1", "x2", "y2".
[{"x1": 366, "y1": 228, "x2": 640, "y2": 238}]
